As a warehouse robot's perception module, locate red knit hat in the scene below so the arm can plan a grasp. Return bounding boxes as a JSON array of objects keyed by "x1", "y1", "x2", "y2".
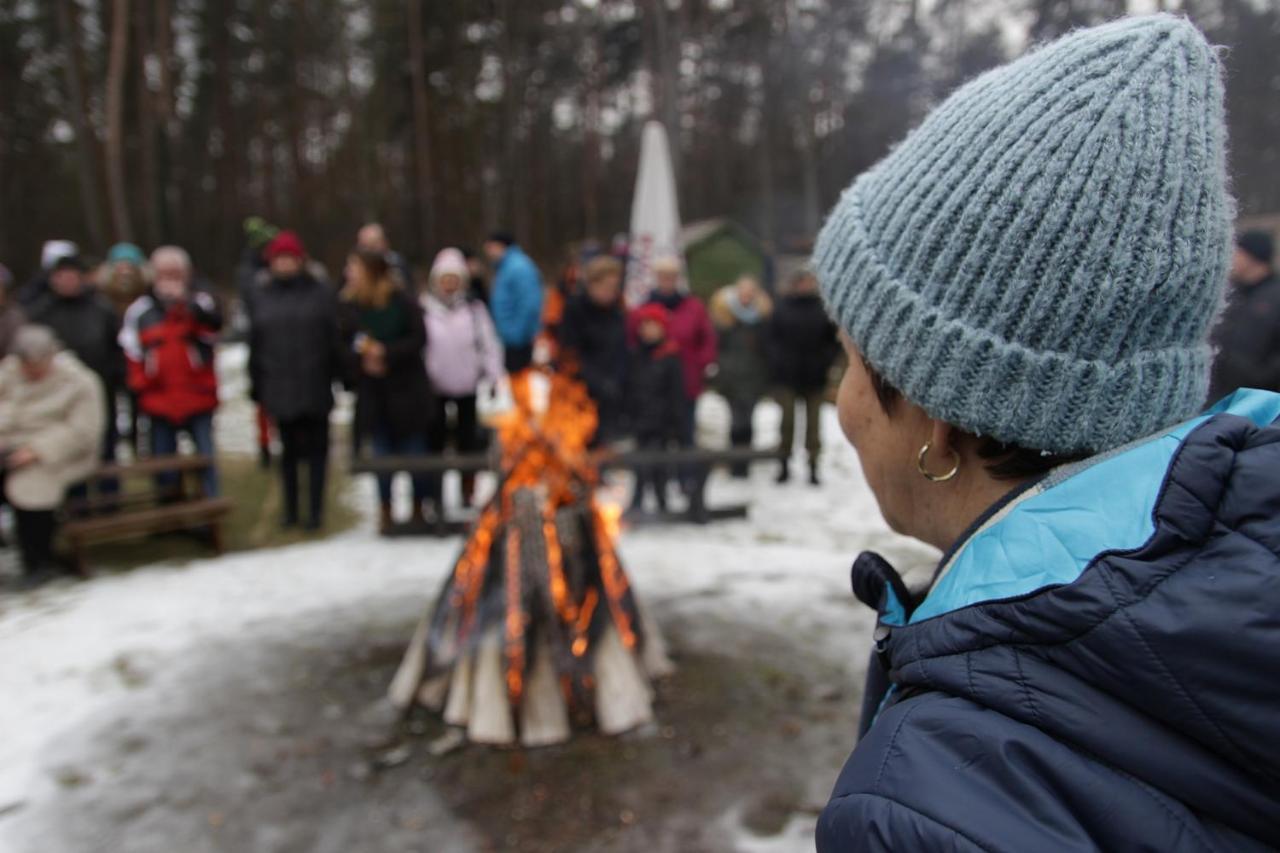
[
  {"x1": 630, "y1": 302, "x2": 670, "y2": 331},
  {"x1": 265, "y1": 230, "x2": 306, "y2": 261}
]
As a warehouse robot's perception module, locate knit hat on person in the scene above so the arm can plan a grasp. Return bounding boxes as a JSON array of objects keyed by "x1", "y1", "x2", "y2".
[
  {"x1": 1237, "y1": 230, "x2": 1274, "y2": 266},
  {"x1": 430, "y1": 247, "x2": 470, "y2": 284},
  {"x1": 813, "y1": 15, "x2": 1232, "y2": 455},
  {"x1": 107, "y1": 242, "x2": 146, "y2": 266},
  {"x1": 41, "y1": 240, "x2": 79, "y2": 271},
  {"x1": 631, "y1": 302, "x2": 670, "y2": 331},
  {"x1": 264, "y1": 230, "x2": 306, "y2": 261}
]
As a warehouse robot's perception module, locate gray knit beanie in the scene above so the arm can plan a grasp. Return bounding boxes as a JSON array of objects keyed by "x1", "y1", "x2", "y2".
[{"x1": 814, "y1": 15, "x2": 1232, "y2": 455}]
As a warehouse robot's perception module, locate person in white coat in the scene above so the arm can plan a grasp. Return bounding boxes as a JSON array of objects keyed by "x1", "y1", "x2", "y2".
[
  {"x1": 421, "y1": 248, "x2": 505, "y2": 508},
  {"x1": 0, "y1": 325, "x2": 104, "y2": 585}
]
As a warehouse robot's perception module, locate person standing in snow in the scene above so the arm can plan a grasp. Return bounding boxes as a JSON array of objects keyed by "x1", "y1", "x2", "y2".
[
  {"x1": 770, "y1": 269, "x2": 839, "y2": 485},
  {"x1": 249, "y1": 231, "x2": 342, "y2": 531},
  {"x1": 421, "y1": 248, "x2": 505, "y2": 510},
  {"x1": 810, "y1": 16, "x2": 1279, "y2": 851},
  {"x1": 1209, "y1": 230, "x2": 1279, "y2": 399},
  {"x1": 484, "y1": 232, "x2": 544, "y2": 373},
  {"x1": 0, "y1": 326, "x2": 104, "y2": 586},
  {"x1": 338, "y1": 248, "x2": 433, "y2": 533},
  {"x1": 558, "y1": 255, "x2": 630, "y2": 445},
  {"x1": 119, "y1": 246, "x2": 223, "y2": 497},
  {"x1": 710, "y1": 275, "x2": 772, "y2": 477},
  {"x1": 626, "y1": 303, "x2": 685, "y2": 515},
  {"x1": 27, "y1": 252, "x2": 124, "y2": 483}
]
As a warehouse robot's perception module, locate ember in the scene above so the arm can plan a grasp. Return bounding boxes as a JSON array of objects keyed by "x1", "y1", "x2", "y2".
[{"x1": 388, "y1": 369, "x2": 674, "y2": 746}]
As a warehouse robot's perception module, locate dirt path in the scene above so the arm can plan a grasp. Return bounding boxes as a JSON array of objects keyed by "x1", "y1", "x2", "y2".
[{"x1": 10, "y1": 607, "x2": 860, "y2": 853}]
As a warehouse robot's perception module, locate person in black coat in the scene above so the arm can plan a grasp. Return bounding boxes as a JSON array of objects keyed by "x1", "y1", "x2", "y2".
[
  {"x1": 338, "y1": 249, "x2": 433, "y2": 533},
  {"x1": 559, "y1": 256, "x2": 630, "y2": 445},
  {"x1": 769, "y1": 269, "x2": 839, "y2": 485},
  {"x1": 1209, "y1": 230, "x2": 1279, "y2": 399},
  {"x1": 249, "y1": 231, "x2": 342, "y2": 531},
  {"x1": 27, "y1": 253, "x2": 124, "y2": 480},
  {"x1": 626, "y1": 303, "x2": 685, "y2": 515}
]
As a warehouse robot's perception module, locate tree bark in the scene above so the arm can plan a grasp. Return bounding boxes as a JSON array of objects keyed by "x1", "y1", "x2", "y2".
[
  {"x1": 134, "y1": 1, "x2": 162, "y2": 247},
  {"x1": 406, "y1": 0, "x2": 435, "y2": 260},
  {"x1": 55, "y1": 0, "x2": 108, "y2": 249},
  {"x1": 105, "y1": 0, "x2": 135, "y2": 243}
]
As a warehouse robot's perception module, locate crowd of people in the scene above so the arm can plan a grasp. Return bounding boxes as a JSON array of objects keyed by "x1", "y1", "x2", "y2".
[
  {"x1": 0, "y1": 217, "x2": 846, "y2": 586},
  {"x1": 0, "y1": 205, "x2": 1273, "y2": 588}
]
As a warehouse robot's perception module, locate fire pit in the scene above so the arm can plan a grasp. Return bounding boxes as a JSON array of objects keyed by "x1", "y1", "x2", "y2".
[{"x1": 388, "y1": 370, "x2": 674, "y2": 746}]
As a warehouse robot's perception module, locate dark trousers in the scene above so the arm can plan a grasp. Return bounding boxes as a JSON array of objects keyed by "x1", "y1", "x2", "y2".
[
  {"x1": 778, "y1": 387, "x2": 824, "y2": 461},
  {"x1": 371, "y1": 427, "x2": 428, "y2": 506},
  {"x1": 504, "y1": 344, "x2": 534, "y2": 374},
  {"x1": 726, "y1": 393, "x2": 760, "y2": 476},
  {"x1": 278, "y1": 415, "x2": 330, "y2": 526},
  {"x1": 15, "y1": 508, "x2": 57, "y2": 575},
  {"x1": 632, "y1": 433, "x2": 671, "y2": 512},
  {"x1": 426, "y1": 395, "x2": 481, "y2": 505},
  {"x1": 151, "y1": 412, "x2": 219, "y2": 497}
]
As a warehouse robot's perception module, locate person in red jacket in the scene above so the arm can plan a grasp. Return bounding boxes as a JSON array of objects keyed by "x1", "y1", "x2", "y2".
[{"x1": 120, "y1": 246, "x2": 223, "y2": 497}]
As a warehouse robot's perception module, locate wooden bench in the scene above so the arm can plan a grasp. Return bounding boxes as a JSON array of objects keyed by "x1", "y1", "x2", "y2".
[{"x1": 61, "y1": 454, "x2": 232, "y2": 575}]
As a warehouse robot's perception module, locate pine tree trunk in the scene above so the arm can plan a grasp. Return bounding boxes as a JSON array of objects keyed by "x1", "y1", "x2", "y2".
[
  {"x1": 55, "y1": 0, "x2": 107, "y2": 249},
  {"x1": 406, "y1": 0, "x2": 435, "y2": 260},
  {"x1": 105, "y1": 0, "x2": 135, "y2": 243}
]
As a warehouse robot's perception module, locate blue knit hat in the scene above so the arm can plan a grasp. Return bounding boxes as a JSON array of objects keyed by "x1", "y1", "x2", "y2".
[
  {"x1": 814, "y1": 15, "x2": 1232, "y2": 455},
  {"x1": 107, "y1": 242, "x2": 146, "y2": 266}
]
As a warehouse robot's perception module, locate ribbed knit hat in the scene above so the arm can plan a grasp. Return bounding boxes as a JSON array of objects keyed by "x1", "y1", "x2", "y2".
[{"x1": 814, "y1": 15, "x2": 1232, "y2": 455}]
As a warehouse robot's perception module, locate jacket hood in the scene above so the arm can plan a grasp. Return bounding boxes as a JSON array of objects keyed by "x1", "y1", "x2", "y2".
[{"x1": 858, "y1": 389, "x2": 1280, "y2": 843}]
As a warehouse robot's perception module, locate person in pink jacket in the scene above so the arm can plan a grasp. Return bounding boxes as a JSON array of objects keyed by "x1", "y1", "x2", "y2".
[{"x1": 422, "y1": 248, "x2": 505, "y2": 507}]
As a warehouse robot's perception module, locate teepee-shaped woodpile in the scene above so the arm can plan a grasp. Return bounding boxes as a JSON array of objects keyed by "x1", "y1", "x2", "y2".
[{"x1": 389, "y1": 370, "x2": 673, "y2": 746}]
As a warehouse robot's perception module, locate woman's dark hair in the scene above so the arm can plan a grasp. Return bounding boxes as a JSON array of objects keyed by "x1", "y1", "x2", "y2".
[{"x1": 861, "y1": 356, "x2": 1088, "y2": 480}]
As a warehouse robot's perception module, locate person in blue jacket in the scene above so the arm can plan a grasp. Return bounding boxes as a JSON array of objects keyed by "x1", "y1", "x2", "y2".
[
  {"x1": 811, "y1": 15, "x2": 1279, "y2": 852},
  {"x1": 483, "y1": 231, "x2": 544, "y2": 373}
]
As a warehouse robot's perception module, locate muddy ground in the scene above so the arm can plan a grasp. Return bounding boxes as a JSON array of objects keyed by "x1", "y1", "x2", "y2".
[{"x1": 13, "y1": 612, "x2": 861, "y2": 853}]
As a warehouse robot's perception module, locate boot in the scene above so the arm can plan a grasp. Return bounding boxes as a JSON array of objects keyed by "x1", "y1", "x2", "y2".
[
  {"x1": 461, "y1": 474, "x2": 477, "y2": 507},
  {"x1": 775, "y1": 461, "x2": 791, "y2": 484},
  {"x1": 379, "y1": 503, "x2": 394, "y2": 536},
  {"x1": 809, "y1": 459, "x2": 821, "y2": 487}
]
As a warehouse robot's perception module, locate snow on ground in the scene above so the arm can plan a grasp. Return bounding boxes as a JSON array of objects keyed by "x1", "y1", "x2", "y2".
[{"x1": 0, "y1": 349, "x2": 937, "y2": 852}]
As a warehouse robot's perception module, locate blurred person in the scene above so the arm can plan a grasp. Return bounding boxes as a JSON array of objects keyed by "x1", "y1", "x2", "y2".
[
  {"x1": 27, "y1": 252, "x2": 124, "y2": 481},
  {"x1": 710, "y1": 275, "x2": 772, "y2": 477},
  {"x1": 98, "y1": 242, "x2": 150, "y2": 454},
  {"x1": 1209, "y1": 230, "x2": 1278, "y2": 398},
  {"x1": 484, "y1": 231, "x2": 544, "y2": 373},
  {"x1": 559, "y1": 255, "x2": 630, "y2": 444},
  {"x1": 338, "y1": 249, "x2": 433, "y2": 533},
  {"x1": 633, "y1": 255, "x2": 717, "y2": 493},
  {"x1": 0, "y1": 325, "x2": 104, "y2": 587},
  {"x1": 0, "y1": 264, "x2": 27, "y2": 358},
  {"x1": 249, "y1": 231, "x2": 341, "y2": 531},
  {"x1": 770, "y1": 270, "x2": 839, "y2": 485},
  {"x1": 356, "y1": 222, "x2": 414, "y2": 289},
  {"x1": 807, "y1": 17, "x2": 1278, "y2": 851},
  {"x1": 625, "y1": 303, "x2": 684, "y2": 515},
  {"x1": 422, "y1": 248, "x2": 504, "y2": 509},
  {"x1": 120, "y1": 246, "x2": 223, "y2": 497},
  {"x1": 236, "y1": 217, "x2": 280, "y2": 469},
  {"x1": 460, "y1": 247, "x2": 489, "y2": 306},
  {"x1": 17, "y1": 239, "x2": 79, "y2": 307}
]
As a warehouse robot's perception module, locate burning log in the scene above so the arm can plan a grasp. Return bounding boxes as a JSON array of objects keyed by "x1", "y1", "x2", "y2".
[{"x1": 388, "y1": 370, "x2": 674, "y2": 746}]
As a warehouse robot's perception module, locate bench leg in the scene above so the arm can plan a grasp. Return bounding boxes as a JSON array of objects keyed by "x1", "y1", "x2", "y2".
[
  {"x1": 65, "y1": 538, "x2": 90, "y2": 579},
  {"x1": 209, "y1": 522, "x2": 225, "y2": 555}
]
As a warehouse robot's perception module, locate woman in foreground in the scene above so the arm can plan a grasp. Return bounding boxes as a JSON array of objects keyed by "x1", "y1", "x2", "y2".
[{"x1": 814, "y1": 15, "x2": 1279, "y2": 852}]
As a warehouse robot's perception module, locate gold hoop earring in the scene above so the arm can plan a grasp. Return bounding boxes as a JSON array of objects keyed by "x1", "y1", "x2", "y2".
[{"x1": 917, "y1": 442, "x2": 960, "y2": 483}]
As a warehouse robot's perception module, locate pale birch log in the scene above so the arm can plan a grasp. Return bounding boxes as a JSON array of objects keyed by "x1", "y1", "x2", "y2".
[
  {"x1": 520, "y1": 640, "x2": 572, "y2": 747},
  {"x1": 387, "y1": 612, "x2": 431, "y2": 710},
  {"x1": 593, "y1": 624, "x2": 655, "y2": 734},
  {"x1": 467, "y1": 628, "x2": 517, "y2": 744}
]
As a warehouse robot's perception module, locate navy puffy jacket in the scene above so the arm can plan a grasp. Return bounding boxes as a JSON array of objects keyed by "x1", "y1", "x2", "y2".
[{"x1": 819, "y1": 390, "x2": 1280, "y2": 852}]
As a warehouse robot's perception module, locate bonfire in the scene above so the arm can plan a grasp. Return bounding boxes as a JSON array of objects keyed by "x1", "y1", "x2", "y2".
[{"x1": 388, "y1": 370, "x2": 674, "y2": 746}]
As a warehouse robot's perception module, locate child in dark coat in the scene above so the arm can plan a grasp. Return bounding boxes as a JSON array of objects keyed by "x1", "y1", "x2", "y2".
[{"x1": 627, "y1": 303, "x2": 685, "y2": 514}]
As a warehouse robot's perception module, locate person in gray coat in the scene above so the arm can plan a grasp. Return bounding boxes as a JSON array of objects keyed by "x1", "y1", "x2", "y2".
[{"x1": 1209, "y1": 230, "x2": 1278, "y2": 399}]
